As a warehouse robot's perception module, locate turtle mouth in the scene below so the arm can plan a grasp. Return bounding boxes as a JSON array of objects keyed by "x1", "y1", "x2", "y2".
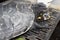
[{"x1": 0, "y1": 0, "x2": 8, "y2": 3}]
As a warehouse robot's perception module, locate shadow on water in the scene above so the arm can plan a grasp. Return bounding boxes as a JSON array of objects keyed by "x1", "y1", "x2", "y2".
[
  {"x1": 0, "y1": 0, "x2": 8, "y2": 3},
  {"x1": 49, "y1": 21, "x2": 60, "y2": 40}
]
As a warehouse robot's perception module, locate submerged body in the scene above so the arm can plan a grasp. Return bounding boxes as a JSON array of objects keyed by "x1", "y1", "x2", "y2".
[{"x1": 0, "y1": 0, "x2": 34, "y2": 40}]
